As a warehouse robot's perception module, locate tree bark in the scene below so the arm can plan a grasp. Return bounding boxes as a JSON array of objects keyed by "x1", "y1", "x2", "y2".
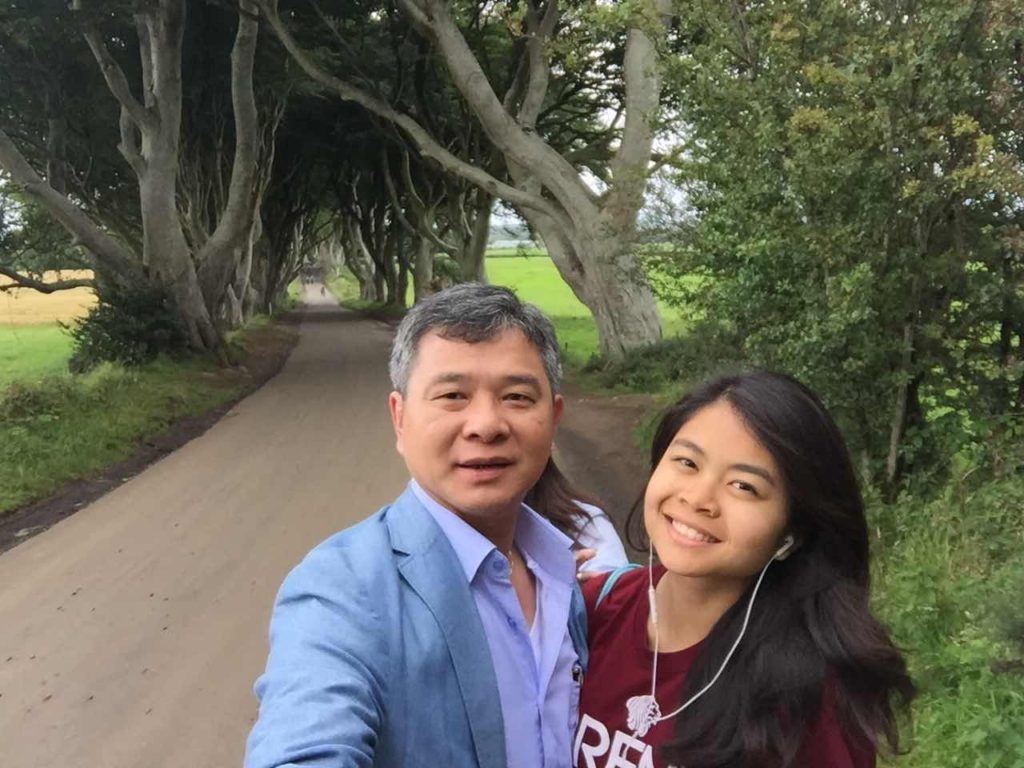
[
  {"x1": 433, "y1": 0, "x2": 668, "y2": 355},
  {"x1": 73, "y1": 0, "x2": 226, "y2": 351},
  {"x1": 225, "y1": 283, "x2": 244, "y2": 328},
  {"x1": 44, "y1": 89, "x2": 68, "y2": 195},
  {"x1": 227, "y1": 225, "x2": 256, "y2": 327},
  {"x1": 455, "y1": 189, "x2": 491, "y2": 282},
  {"x1": 383, "y1": 228, "x2": 401, "y2": 306},
  {"x1": 0, "y1": 266, "x2": 94, "y2": 293},
  {"x1": 524, "y1": 209, "x2": 662, "y2": 359},
  {"x1": 407, "y1": 0, "x2": 665, "y2": 356},
  {"x1": 343, "y1": 216, "x2": 379, "y2": 301},
  {"x1": 396, "y1": 231, "x2": 410, "y2": 302},
  {"x1": 195, "y1": 0, "x2": 263, "y2": 314},
  {"x1": 69, "y1": 0, "x2": 265, "y2": 352},
  {"x1": 413, "y1": 234, "x2": 434, "y2": 302}
]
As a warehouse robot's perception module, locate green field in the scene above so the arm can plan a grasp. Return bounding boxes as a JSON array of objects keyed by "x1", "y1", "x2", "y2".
[
  {"x1": 0, "y1": 324, "x2": 75, "y2": 390},
  {"x1": 329, "y1": 252, "x2": 691, "y2": 366},
  {"x1": 486, "y1": 253, "x2": 690, "y2": 364}
]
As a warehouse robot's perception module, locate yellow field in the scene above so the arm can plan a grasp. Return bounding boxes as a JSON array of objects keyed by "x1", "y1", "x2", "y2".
[{"x1": 0, "y1": 270, "x2": 97, "y2": 325}]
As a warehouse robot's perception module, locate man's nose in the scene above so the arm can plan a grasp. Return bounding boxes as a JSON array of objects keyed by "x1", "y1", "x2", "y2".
[{"x1": 462, "y1": 396, "x2": 510, "y2": 441}]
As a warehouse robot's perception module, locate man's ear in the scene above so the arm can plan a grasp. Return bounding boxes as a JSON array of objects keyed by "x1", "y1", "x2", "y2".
[
  {"x1": 552, "y1": 393, "x2": 565, "y2": 428},
  {"x1": 388, "y1": 391, "x2": 405, "y2": 455}
]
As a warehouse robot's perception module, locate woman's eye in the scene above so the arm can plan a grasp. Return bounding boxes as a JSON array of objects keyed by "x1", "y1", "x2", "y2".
[
  {"x1": 731, "y1": 480, "x2": 760, "y2": 496},
  {"x1": 673, "y1": 457, "x2": 697, "y2": 470}
]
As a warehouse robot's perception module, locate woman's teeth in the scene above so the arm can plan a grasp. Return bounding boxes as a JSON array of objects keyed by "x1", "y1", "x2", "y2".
[{"x1": 670, "y1": 519, "x2": 718, "y2": 543}]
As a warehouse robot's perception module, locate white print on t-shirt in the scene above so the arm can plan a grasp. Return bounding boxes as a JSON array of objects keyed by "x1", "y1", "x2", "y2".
[{"x1": 574, "y1": 713, "x2": 656, "y2": 768}]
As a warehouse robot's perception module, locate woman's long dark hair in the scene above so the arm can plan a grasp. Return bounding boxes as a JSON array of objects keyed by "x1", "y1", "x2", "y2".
[
  {"x1": 626, "y1": 371, "x2": 915, "y2": 768},
  {"x1": 525, "y1": 458, "x2": 604, "y2": 540}
]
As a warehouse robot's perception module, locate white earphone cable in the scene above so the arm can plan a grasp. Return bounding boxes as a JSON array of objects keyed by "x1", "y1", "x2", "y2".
[{"x1": 652, "y1": 554, "x2": 774, "y2": 723}]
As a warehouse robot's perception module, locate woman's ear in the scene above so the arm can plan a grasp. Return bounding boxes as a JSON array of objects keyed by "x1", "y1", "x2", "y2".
[{"x1": 773, "y1": 534, "x2": 797, "y2": 561}]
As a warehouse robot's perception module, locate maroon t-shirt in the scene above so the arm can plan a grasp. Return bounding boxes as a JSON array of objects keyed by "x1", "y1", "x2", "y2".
[{"x1": 575, "y1": 567, "x2": 874, "y2": 768}]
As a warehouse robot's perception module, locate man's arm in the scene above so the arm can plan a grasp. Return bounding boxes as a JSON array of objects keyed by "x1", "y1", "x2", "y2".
[{"x1": 245, "y1": 547, "x2": 387, "y2": 768}]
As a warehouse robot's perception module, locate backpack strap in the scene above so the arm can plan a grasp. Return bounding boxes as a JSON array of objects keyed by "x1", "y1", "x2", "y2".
[
  {"x1": 596, "y1": 563, "x2": 642, "y2": 609},
  {"x1": 568, "y1": 582, "x2": 589, "y2": 673}
]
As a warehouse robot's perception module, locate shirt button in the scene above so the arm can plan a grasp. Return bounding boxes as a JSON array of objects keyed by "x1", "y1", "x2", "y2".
[{"x1": 506, "y1": 615, "x2": 517, "y2": 629}]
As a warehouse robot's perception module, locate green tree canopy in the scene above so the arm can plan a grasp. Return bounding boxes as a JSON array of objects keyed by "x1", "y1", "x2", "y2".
[{"x1": 651, "y1": 0, "x2": 1024, "y2": 487}]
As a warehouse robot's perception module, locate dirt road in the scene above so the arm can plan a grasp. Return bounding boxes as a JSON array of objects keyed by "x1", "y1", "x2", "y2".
[
  {"x1": 0, "y1": 286, "x2": 409, "y2": 767},
  {"x1": 0, "y1": 284, "x2": 648, "y2": 767}
]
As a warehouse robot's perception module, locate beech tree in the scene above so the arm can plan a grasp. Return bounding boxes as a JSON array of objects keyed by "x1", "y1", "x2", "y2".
[{"x1": 0, "y1": 0, "x2": 267, "y2": 353}]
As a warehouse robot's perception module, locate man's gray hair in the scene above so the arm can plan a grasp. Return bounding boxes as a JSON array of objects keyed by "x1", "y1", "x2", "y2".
[{"x1": 389, "y1": 283, "x2": 563, "y2": 394}]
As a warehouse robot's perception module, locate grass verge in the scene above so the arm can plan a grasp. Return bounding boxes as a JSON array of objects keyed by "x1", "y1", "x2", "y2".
[
  {"x1": 873, "y1": 474, "x2": 1024, "y2": 766},
  {"x1": 0, "y1": 318, "x2": 295, "y2": 516},
  {"x1": 0, "y1": 324, "x2": 76, "y2": 390}
]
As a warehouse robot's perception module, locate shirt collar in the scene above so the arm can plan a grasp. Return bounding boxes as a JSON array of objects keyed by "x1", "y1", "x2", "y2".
[{"x1": 409, "y1": 480, "x2": 576, "y2": 585}]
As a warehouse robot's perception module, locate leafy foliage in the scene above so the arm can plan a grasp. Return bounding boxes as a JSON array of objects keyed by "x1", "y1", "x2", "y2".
[
  {"x1": 64, "y1": 283, "x2": 189, "y2": 373},
  {"x1": 648, "y1": 0, "x2": 1024, "y2": 488},
  {"x1": 870, "y1": 444, "x2": 1024, "y2": 766},
  {"x1": 0, "y1": 185, "x2": 87, "y2": 274},
  {"x1": 580, "y1": 322, "x2": 739, "y2": 391}
]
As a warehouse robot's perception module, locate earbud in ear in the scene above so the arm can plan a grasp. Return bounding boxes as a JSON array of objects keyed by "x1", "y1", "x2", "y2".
[{"x1": 773, "y1": 534, "x2": 796, "y2": 561}]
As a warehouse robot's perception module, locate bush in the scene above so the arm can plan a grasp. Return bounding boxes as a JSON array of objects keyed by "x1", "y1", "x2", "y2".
[
  {"x1": 871, "y1": 464, "x2": 1024, "y2": 767},
  {"x1": 64, "y1": 283, "x2": 189, "y2": 373},
  {"x1": 582, "y1": 322, "x2": 744, "y2": 393}
]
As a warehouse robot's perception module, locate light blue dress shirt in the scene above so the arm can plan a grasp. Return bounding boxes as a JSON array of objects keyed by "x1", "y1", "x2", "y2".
[{"x1": 411, "y1": 481, "x2": 580, "y2": 768}]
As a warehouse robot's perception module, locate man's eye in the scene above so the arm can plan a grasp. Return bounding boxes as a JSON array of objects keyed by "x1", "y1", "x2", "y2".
[
  {"x1": 505, "y1": 393, "x2": 534, "y2": 403},
  {"x1": 436, "y1": 392, "x2": 465, "y2": 400}
]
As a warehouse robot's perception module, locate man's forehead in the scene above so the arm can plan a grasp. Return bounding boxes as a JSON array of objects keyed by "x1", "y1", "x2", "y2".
[
  {"x1": 427, "y1": 325, "x2": 526, "y2": 345},
  {"x1": 415, "y1": 327, "x2": 537, "y2": 359},
  {"x1": 408, "y1": 329, "x2": 550, "y2": 384},
  {"x1": 424, "y1": 371, "x2": 543, "y2": 388}
]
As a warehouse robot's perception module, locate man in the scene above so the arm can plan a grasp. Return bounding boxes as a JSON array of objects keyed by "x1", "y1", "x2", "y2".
[{"x1": 246, "y1": 284, "x2": 588, "y2": 768}]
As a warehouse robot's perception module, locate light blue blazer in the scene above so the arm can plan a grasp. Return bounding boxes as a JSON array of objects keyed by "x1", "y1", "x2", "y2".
[{"x1": 245, "y1": 487, "x2": 589, "y2": 768}]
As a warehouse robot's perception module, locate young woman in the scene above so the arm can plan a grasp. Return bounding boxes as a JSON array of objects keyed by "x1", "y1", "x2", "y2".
[{"x1": 575, "y1": 372, "x2": 914, "y2": 768}]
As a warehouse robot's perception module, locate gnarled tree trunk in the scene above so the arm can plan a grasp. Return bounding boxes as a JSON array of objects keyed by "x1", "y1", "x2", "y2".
[{"x1": 454, "y1": 189, "x2": 491, "y2": 283}]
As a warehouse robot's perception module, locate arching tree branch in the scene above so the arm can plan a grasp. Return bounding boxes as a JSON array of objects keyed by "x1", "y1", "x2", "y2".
[
  {"x1": 256, "y1": 0, "x2": 562, "y2": 222},
  {"x1": 0, "y1": 266, "x2": 95, "y2": 294}
]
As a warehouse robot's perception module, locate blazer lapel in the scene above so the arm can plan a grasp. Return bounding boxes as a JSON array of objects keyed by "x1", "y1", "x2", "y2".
[{"x1": 388, "y1": 490, "x2": 506, "y2": 768}]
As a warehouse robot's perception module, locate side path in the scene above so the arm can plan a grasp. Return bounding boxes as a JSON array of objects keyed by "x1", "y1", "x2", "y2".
[{"x1": 0, "y1": 285, "x2": 409, "y2": 768}]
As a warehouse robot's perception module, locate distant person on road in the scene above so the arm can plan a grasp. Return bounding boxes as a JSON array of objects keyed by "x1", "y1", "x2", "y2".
[{"x1": 246, "y1": 283, "x2": 619, "y2": 768}]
